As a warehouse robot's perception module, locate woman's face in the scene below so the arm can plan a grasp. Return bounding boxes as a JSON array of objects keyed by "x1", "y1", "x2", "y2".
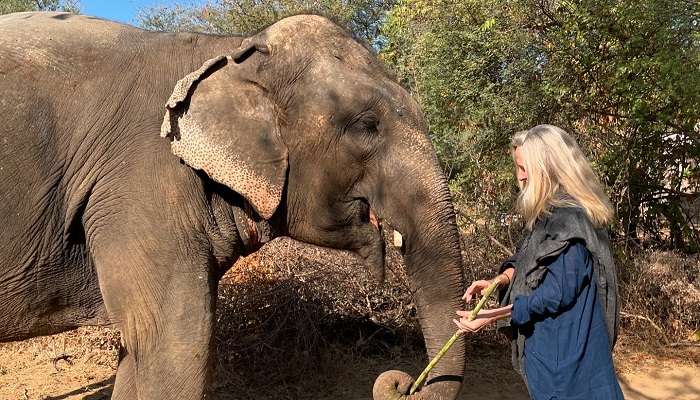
[{"x1": 514, "y1": 146, "x2": 528, "y2": 185}]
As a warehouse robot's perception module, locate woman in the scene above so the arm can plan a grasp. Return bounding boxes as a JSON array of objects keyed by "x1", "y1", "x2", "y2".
[{"x1": 454, "y1": 125, "x2": 624, "y2": 399}]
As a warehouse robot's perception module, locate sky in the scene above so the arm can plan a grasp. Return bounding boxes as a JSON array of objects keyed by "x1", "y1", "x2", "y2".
[{"x1": 80, "y1": 1, "x2": 202, "y2": 25}]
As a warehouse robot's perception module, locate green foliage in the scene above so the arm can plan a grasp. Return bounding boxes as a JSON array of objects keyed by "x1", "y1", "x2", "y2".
[
  {"x1": 0, "y1": 0, "x2": 79, "y2": 14},
  {"x1": 381, "y1": 0, "x2": 700, "y2": 250},
  {"x1": 137, "y1": 0, "x2": 395, "y2": 47},
  {"x1": 381, "y1": 0, "x2": 549, "y2": 225},
  {"x1": 134, "y1": 4, "x2": 207, "y2": 33}
]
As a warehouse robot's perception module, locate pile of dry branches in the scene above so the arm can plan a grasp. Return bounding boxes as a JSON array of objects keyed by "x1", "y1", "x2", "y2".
[{"x1": 212, "y1": 236, "x2": 423, "y2": 398}]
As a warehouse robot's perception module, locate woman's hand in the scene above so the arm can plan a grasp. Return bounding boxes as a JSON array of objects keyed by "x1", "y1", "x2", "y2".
[
  {"x1": 453, "y1": 305, "x2": 513, "y2": 333},
  {"x1": 462, "y1": 279, "x2": 493, "y2": 303},
  {"x1": 462, "y1": 267, "x2": 515, "y2": 303}
]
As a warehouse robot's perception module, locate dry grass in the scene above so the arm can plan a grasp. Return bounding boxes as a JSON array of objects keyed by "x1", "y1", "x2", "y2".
[
  {"x1": 212, "y1": 236, "x2": 423, "y2": 399},
  {"x1": 618, "y1": 250, "x2": 700, "y2": 343},
  {"x1": 0, "y1": 326, "x2": 119, "y2": 399},
  {"x1": 207, "y1": 234, "x2": 526, "y2": 399}
]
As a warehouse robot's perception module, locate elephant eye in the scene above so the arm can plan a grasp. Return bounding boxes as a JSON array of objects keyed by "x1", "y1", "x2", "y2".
[{"x1": 346, "y1": 110, "x2": 380, "y2": 137}]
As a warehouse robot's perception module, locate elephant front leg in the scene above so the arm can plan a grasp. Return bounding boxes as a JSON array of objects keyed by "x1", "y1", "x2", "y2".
[
  {"x1": 113, "y1": 314, "x2": 215, "y2": 400},
  {"x1": 90, "y1": 233, "x2": 218, "y2": 400}
]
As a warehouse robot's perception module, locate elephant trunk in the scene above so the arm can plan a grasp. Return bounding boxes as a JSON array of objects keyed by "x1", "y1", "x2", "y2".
[{"x1": 371, "y1": 148, "x2": 466, "y2": 400}]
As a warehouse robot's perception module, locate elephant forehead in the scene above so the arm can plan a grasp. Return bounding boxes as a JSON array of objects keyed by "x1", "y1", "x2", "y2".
[
  {"x1": 263, "y1": 15, "x2": 376, "y2": 65},
  {"x1": 264, "y1": 14, "x2": 345, "y2": 40},
  {"x1": 304, "y1": 52, "x2": 413, "y2": 110}
]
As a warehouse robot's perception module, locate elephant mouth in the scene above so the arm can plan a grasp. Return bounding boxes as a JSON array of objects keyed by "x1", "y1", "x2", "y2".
[
  {"x1": 351, "y1": 198, "x2": 386, "y2": 281},
  {"x1": 369, "y1": 207, "x2": 380, "y2": 230},
  {"x1": 366, "y1": 202, "x2": 402, "y2": 249},
  {"x1": 355, "y1": 197, "x2": 381, "y2": 231}
]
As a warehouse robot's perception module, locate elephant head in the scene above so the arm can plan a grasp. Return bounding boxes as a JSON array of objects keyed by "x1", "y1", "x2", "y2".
[{"x1": 161, "y1": 15, "x2": 466, "y2": 400}]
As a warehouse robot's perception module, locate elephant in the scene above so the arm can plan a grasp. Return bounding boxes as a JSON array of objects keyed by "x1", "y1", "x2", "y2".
[{"x1": 0, "y1": 11, "x2": 466, "y2": 400}]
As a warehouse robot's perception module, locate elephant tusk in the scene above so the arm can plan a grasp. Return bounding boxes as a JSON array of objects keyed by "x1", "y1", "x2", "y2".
[{"x1": 393, "y1": 230, "x2": 403, "y2": 248}]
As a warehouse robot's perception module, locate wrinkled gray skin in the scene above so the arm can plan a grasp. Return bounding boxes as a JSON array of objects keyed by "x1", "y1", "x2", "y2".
[{"x1": 0, "y1": 12, "x2": 466, "y2": 400}]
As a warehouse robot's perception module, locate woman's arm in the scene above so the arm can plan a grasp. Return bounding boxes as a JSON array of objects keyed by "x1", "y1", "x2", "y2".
[
  {"x1": 500, "y1": 267, "x2": 515, "y2": 286},
  {"x1": 511, "y1": 241, "x2": 591, "y2": 326}
]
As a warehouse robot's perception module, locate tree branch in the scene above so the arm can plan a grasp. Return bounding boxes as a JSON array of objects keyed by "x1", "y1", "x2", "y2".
[{"x1": 620, "y1": 311, "x2": 670, "y2": 345}]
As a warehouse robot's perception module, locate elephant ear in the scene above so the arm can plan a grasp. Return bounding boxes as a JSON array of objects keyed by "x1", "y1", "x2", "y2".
[{"x1": 161, "y1": 55, "x2": 288, "y2": 220}]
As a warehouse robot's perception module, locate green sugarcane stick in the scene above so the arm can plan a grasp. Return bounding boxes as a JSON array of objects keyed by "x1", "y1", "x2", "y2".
[
  {"x1": 469, "y1": 279, "x2": 500, "y2": 321},
  {"x1": 409, "y1": 279, "x2": 501, "y2": 395},
  {"x1": 408, "y1": 331, "x2": 462, "y2": 395}
]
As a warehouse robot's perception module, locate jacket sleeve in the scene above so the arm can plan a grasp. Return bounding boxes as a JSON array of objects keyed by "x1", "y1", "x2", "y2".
[
  {"x1": 499, "y1": 251, "x2": 519, "y2": 273},
  {"x1": 511, "y1": 241, "x2": 592, "y2": 326}
]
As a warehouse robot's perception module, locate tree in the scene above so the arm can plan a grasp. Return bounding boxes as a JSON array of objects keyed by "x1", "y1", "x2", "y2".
[
  {"x1": 380, "y1": 0, "x2": 700, "y2": 250},
  {"x1": 520, "y1": 0, "x2": 700, "y2": 250},
  {"x1": 137, "y1": 0, "x2": 395, "y2": 48},
  {"x1": 380, "y1": 0, "x2": 553, "y2": 230},
  {"x1": 0, "y1": 0, "x2": 79, "y2": 14}
]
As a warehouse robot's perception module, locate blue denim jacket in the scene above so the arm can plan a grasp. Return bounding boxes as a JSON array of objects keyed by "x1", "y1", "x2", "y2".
[
  {"x1": 510, "y1": 242, "x2": 623, "y2": 399},
  {"x1": 497, "y1": 206, "x2": 620, "y2": 377}
]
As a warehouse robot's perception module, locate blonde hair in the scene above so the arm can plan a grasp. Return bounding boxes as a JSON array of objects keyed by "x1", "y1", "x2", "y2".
[{"x1": 511, "y1": 124, "x2": 613, "y2": 229}]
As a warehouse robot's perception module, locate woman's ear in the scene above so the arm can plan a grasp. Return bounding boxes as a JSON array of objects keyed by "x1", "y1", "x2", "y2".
[{"x1": 161, "y1": 55, "x2": 288, "y2": 219}]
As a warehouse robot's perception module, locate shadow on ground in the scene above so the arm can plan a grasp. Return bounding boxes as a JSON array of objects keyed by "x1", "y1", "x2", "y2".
[
  {"x1": 44, "y1": 376, "x2": 114, "y2": 400},
  {"x1": 619, "y1": 364, "x2": 700, "y2": 400}
]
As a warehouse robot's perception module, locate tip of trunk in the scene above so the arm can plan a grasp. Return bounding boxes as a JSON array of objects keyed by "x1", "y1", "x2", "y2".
[
  {"x1": 373, "y1": 370, "x2": 414, "y2": 400},
  {"x1": 373, "y1": 369, "x2": 464, "y2": 400}
]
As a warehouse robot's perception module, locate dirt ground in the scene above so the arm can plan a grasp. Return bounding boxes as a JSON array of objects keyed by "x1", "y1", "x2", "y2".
[{"x1": 0, "y1": 327, "x2": 697, "y2": 400}]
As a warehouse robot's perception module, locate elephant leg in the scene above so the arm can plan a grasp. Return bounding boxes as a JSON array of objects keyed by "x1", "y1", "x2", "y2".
[
  {"x1": 111, "y1": 346, "x2": 137, "y2": 400},
  {"x1": 89, "y1": 225, "x2": 217, "y2": 400}
]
